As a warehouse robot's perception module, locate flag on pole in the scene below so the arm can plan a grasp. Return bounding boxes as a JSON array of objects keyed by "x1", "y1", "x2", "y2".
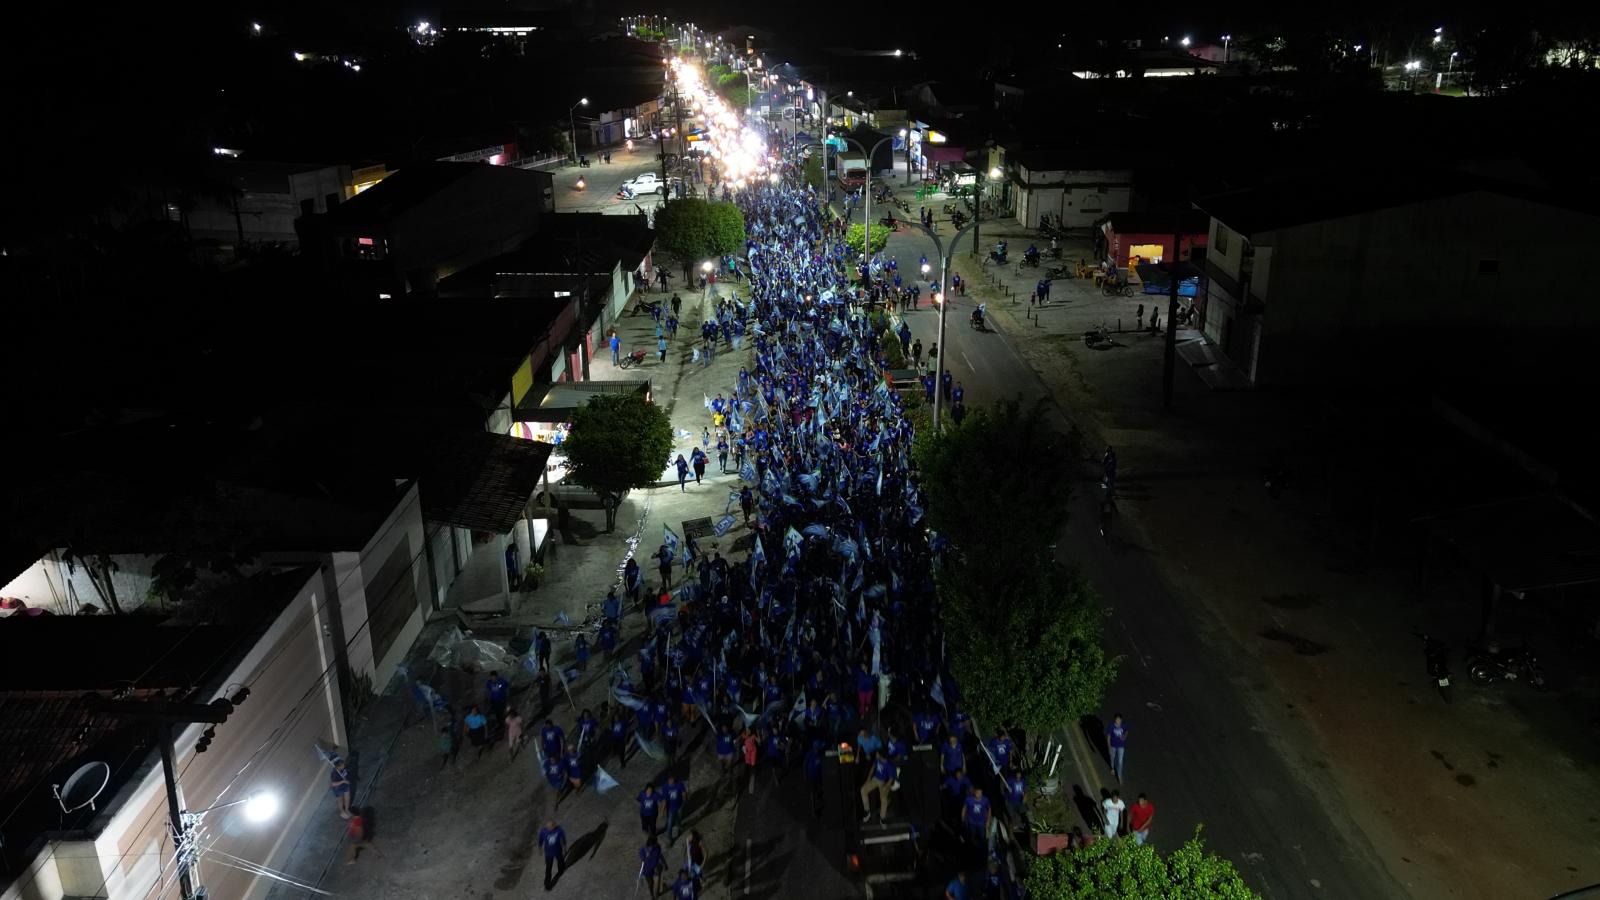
[
  {"x1": 663, "y1": 525, "x2": 681, "y2": 560},
  {"x1": 741, "y1": 459, "x2": 759, "y2": 484},
  {"x1": 713, "y1": 514, "x2": 738, "y2": 536},
  {"x1": 595, "y1": 766, "x2": 622, "y2": 794}
]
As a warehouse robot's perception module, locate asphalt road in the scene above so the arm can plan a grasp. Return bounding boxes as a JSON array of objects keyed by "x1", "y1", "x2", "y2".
[
  {"x1": 873, "y1": 222, "x2": 1407, "y2": 898},
  {"x1": 549, "y1": 148, "x2": 672, "y2": 216}
]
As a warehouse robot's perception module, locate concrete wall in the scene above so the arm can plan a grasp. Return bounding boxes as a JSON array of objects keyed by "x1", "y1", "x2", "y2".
[
  {"x1": 188, "y1": 166, "x2": 352, "y2": 248},
  {"x1": 4, "y1": 569, "x2": 346, "y2": 900},
  {"x1": 1014, "y1": 166, "x2": 1133, "y2": 229},
  {"x1": 355, "y1": 485, "x2": 430, "y2": 685},
  {"x1": 1231, "y1": 191, "x2": 1600, "y2": 383}
]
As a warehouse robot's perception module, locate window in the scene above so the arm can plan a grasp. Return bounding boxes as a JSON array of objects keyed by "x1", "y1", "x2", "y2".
[
  {"x1": 1214, "y1": 226, "x2": 1230, "y2": 255},
  {"x1": 1477, "y1": 258, "x2": 1500, "y2": 276}
]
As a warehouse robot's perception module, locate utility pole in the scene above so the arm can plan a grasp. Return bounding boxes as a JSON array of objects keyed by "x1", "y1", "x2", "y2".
[
  {"x1": 1162, "y1": 215, "x2": 1182, "y2": 409},
  {"x1": 95, "y1": 697, "x2": 240, "y2": 900}
]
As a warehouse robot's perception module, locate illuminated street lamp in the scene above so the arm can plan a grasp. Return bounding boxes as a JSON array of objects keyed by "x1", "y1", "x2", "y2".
[
  {"x1": 1222, "y1": 33, "x2": 1232, "y2": 63},
  {"x1": 1179, "y1": 35, "x2": 1191, "y2": 47},
  {"x1": 569, "y1": 97, "x2": 588, "y2": 163}
]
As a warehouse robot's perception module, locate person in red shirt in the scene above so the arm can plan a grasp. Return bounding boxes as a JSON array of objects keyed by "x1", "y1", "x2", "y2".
[
  {"x1": 1128, "y1": 793, "x2": 1155, "y2": 845},
  {"x1": 345, "y1": 809, "x2": 376, "y2": 863}
]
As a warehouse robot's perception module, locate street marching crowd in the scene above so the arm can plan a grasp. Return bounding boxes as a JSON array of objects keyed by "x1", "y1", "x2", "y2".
[{"x1": 387, "y1": 150, "x2": 1070, "y2": 900}]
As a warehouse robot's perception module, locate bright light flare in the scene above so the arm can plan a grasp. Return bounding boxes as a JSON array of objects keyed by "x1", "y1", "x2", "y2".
[{"x1": 243, "y1": 792, "x2": 280, "y2": 824}]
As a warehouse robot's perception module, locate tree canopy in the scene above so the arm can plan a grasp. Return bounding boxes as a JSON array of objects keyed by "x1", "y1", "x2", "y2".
[
  {"x1": 912, "y1": 401, "x2": 1075, "y2": 564},
  {"x1": 1025, "y1": 828, "x2": 1259, "y2": 900},
  {"x1": 914, "y1": 400, "x2": 1115, "y2": 736},
  {"x1": 653, "y1": 198, "x2": 747, "y2": 267},
  {"x1": 561, "y1": 392, "x2": 672, "y2": 531},
  {"x1": 941, "y1": 558, "x2": 1116, "y2": 736},
  {"x1": 845, "y1": 222, "x2": 891, "y2": 256}
]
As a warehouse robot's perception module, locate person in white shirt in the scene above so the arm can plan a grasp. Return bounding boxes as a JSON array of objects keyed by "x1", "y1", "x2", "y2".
[{"x1": 1102, "y1": 789, "x2": 1126, "y2": 839}]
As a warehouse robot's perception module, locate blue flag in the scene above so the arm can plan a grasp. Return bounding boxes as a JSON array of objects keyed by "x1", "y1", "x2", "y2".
[
  {"x1": 714, "y1": 514, "x2": 738, "y2": 536},
  {"x1": 595, "y1": 766, "x2": 621, "y2": 794},
  {"x1": 741, "y1": 460, "x2": 759, "y2": 484},
  {"x1": 663, "y1": 525, "x2": 681, "y2": 560}
]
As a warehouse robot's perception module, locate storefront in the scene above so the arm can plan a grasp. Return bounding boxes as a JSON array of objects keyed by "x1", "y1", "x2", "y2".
[{"x1": 1100, "y1": 211, "x2": 1210, "y2": 269}]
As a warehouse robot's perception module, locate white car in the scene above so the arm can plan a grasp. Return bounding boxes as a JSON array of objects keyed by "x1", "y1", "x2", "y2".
[{"x1": 619, "y1": 173, "x2": 663, "y2": 198}]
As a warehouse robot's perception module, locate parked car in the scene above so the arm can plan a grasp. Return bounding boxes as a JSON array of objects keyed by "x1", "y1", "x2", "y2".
[
  {"x1": 535, "y1": 476, "x2": 628, "y2": 510},
  {"x1": 618, "y1": 173, "x2": 663, "y2": 199},
  {"x1": 837, "y1": 166, "x2": 867, "y2": 191}
]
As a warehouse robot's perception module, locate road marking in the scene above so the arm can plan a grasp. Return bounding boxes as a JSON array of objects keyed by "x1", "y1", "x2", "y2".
[
  {"x1": 961, "y1": 350, "x2": 976, "y2": 373},
  {"x1": 744, "y1": 837, "x2": 752, "y2": 895}
]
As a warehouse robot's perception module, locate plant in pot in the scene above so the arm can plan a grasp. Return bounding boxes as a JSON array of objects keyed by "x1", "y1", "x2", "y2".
[
  {"x1": 522, "y1": 562, "x2": 545, "y2": 591},
  {"x1": 1026, "y1": 787, "x2": 1076, "y2": 856}
]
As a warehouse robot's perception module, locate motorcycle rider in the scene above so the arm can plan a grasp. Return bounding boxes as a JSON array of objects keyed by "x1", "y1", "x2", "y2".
[{"x1": 1024, "y1": 244, "x2": 1040, "y2": 266}]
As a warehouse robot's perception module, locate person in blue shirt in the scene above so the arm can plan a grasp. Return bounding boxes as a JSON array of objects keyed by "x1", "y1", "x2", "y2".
[
  {"x1": 663, "y1": 774, "x2": 688, "y2": 843},
  {"x1": 610, "y1": 712, "x2": 630, "y2": 769},
  {"x1": 463, "y1": 707, "x2": 490, "y2": 758},
  {"x1": 671, "y1": 868, "x2": 698, "y2": 900},
  {"x1": 537, "y1": 820, "x2": 567, "y2": 890},
  {"x1": 576, "y1": 709, "x2": 598, "y2": 751},
  {"x1": 542, "y1": 754, "x2": 564, "y2": 792},
  {"x1": 562, "y1": 745, "x2": 583, "y2": 796},
  {"x1": 485, "y1": 671, "x2": 511, "y2": 724},
  {"x1": 886, "y1": 729, "x2": 909, "y2": 764},
  {"x1": 715, "y1": 724, "x2": 736, "y2": 775},
  {"x1": 638, "y1": 783, "x2": 662, "y2": 837},
  {"x1": 599, "y1": 621, "x2": 618, "y2": 654},
  {"x1": 941, "y1": 767, "x2": 972, "y2": 823},
  {"x1": 1002, "y1": 768, "x2": 1026, "y2": 818},
  {"x1": 856, "y1": 727, "x2": 882, "y2": 760},
  {"x1": 540, "y1": 720, "x2": 564, "y2": 761},
  {"x1": 639, "y1": 838, "x2": 666, "y2": 896},
  {"x1": 989, "y1": 733, "x2": 1016, "y2": 772},
  {"x1": 983, "y1": 858, "x2": 1011, "y2": 900},
  {"x1": 661, "y1": 712, "x2": 680, "y2": 759},
  {"x1": 1106, "y1": 714, "x2": 1128, "y2": 782},
  {"x1": 940, "y1": 733, "x2": 965, "y2": 776},
  {"x1": 962, "y1": 787, "x2": 992, "y2": 849},
  {"x1": 859, "y1": 750, "x2": 898, "y2": 823},
  {"x1": 573, "y1": 634, "x2": 590, "y2": 672},
  {"x1": 944, "y1": 871, "x2": 970, "y2": 900},
  {"x1": 951, "y1": 710, "x2": 972, "y2": 737},
  {"x1": 824, "y1": 693, "x2": 843, "y2": 739},
  {"x1": 603, "y1": 589, "x2": 621, "y2": 624},
  {"x1": 913, "y1": 710, "x2": 939, "y2": 744}
]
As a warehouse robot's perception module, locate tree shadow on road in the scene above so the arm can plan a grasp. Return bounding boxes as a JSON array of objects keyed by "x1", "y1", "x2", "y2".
[{"x1": 1079, "y1": 714, "x2": 1109, "y2": 768}]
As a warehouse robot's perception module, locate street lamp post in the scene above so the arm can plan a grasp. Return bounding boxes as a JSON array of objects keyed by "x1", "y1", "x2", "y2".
[
  {"x1": 569, "y1": 97, "x2": 588, "y2": 162},
  {"x1": 909, "y1": 219, "x2": 980, "y2": 431},
  {"x1": 839, "y1": 134, "x2": 897, "y2": 245},
  {"x1": 1222, "y1": 34, "x2": 1232, "y2": 64}
]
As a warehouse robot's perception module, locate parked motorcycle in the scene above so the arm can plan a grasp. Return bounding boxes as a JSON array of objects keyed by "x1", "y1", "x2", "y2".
[
  {"x1": 617, "y1": 349, "x2": 648, "y2": 369},
  {"x1": 1412, "y1": 631, "x2": 1453, "y2": 702},
  {"x1": 1465, "y1": 643, "x2": 1549, "y2": 690},
  {"x1": 1020, "y1": 251, "x2": 1042, "y2": 268},
  {"x1": 1083, "y1": 323, "x2": 1110, "y2": 348},
  {"x1": 950, "y1": 211, "x2": 968, "y2": 229}
]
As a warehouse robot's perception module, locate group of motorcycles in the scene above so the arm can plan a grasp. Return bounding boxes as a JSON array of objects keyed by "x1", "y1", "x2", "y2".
[{"x1": 1413, "y1": 631, "x2": 1549, "y2": 702}]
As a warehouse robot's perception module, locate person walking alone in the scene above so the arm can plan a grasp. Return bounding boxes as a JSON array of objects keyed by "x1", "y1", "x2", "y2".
[
  {"x1": 1106, "y1": 714, "x2": 1127, "y2": 781},
  {"x1": 537, "y1": 820, "x2": 567, "y2": 891}
]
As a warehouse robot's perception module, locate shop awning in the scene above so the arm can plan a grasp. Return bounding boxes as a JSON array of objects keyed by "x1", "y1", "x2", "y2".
[
  {"x1": 419, "y1": 430, "x2": 553, "y2": 533},
  {"x1": 924, "y1": 145, "x2": 967, "y2": 164},
  {"x1": 514, "y1": 380, "x2": 651, "y2": 424}
]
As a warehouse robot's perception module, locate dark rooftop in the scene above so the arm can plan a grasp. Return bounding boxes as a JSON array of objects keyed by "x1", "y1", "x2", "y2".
[{"x1": 1104, "y1": 210, "x2": 1211, "y2": 236}]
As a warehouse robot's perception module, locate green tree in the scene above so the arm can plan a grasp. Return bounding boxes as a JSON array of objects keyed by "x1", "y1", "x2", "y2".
[
  {"x1": 915, "y1": 401, "x2": 1114, "y2": 736},
  {"x1": 653, "y1": 198, "x2": 747, "y2": 271},
  {"x1": 912, "y1": 401, "x2": 1075, "y2": 561},
  {"x1": 845, "y1": 222, "x2": 891, "y2": 256},
  {"x1": 561, "y1": 393, "x2": 673, "y2": 532},
  {"x1": 942, "y1": 557, "x2": 1116, "y2": 736},
  {"x1": 1025, "y1": 828, "x2": 1259, "y2": 900}
]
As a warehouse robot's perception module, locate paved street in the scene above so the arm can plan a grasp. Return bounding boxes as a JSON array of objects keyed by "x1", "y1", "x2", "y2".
[
  {"x1": 548, "y1": 145, "x2": 673, "y2": 216},
  {"x1": 850, "y1": 173, "x2": 1409, "y2": 900}
]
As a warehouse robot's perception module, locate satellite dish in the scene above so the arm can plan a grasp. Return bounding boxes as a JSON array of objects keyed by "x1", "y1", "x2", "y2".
[{"x1": 54, "y1": 761, "x2": 111, "y2": 815}]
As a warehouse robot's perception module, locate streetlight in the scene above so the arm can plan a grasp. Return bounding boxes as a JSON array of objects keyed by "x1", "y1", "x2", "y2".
[
  {"x1": 569, "y1": 97, "x2": 588, "y2": 162},
  {"x1": 1221, "y1": 34, "x2": 1232, "y2": 63},
  {"x1": 1180, "y1": 35, "x2": 1191, "y2": 47},
  {"x1": 1433, "y1": 27, "x2": 1443, "y2": 45}
]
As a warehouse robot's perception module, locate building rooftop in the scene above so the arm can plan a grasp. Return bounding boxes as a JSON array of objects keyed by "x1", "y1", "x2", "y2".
[
  {"x1": 0, "y1": 566, "x2": 316, "y2": 890},
  {"x1": 1104, "y1": 210, "x2": 1211, "y2": 236},
  {"x1": 1193, "y1": 169, "x2": 1540, "y2": 236}
]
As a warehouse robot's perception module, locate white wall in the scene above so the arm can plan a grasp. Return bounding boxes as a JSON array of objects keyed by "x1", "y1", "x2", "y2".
[{"x1": 1015, "y1": 166, "x2": 1133, "y2": 229}]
